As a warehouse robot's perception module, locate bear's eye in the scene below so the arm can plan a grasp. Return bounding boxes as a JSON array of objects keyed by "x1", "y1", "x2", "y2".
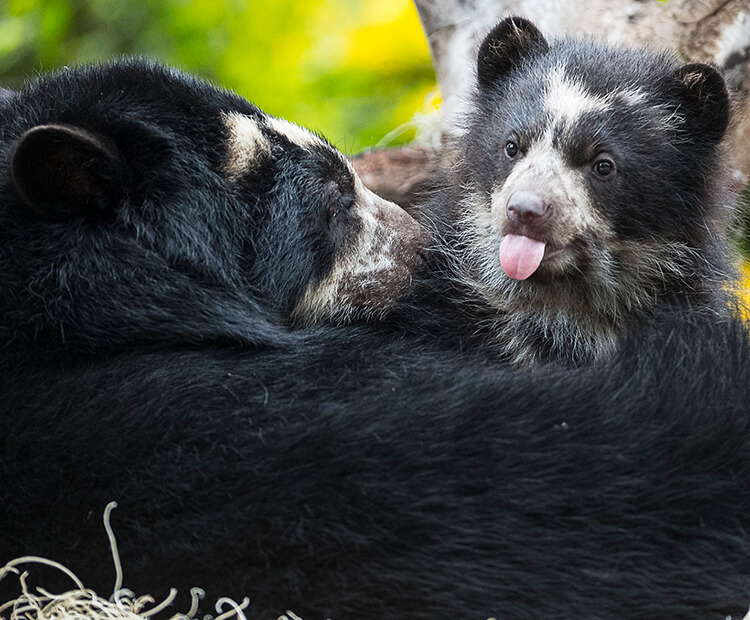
[
  {"x1": 593, "y1": 158, "x2": 616, "y2": 178},
  {"x1": 505, "y1": 141, "x2": 519, "y2": 158},
  {"x1": 324, "y1": 180, "x2": 352, "y2": 222}
]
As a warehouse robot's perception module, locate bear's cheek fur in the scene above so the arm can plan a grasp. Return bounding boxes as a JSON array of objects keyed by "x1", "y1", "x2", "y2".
[
  {"x1": 469, "y1": 138, "x2": 613, "y2": 283},
  {"x1": 292, "y1": 184, "x2": 427, "y2": 325}
]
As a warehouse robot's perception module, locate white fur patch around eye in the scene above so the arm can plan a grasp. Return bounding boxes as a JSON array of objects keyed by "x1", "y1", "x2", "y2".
[
  {"x1": 545, "y1": 65, "x2": 614, "y2": 125},
  {"x1": 223, "y1": 111, "x2": 271, "y2": 178},
  {"x1": 291, "y1": 194, "x2": 397, "y2": 322},
  {"x1": 266, "y1": 117, "x2": 322, "y2": 149},
  {"x1": 488, "y1": 130, "x2": 612, "y2": 244},
  {"x1": 291, "y1": 187, "x2": 426, "y2": 325}
]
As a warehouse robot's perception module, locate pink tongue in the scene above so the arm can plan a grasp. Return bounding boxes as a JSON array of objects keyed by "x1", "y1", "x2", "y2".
[{"x1": 499, "y1": 234, "x2": 547, "y2": 280}]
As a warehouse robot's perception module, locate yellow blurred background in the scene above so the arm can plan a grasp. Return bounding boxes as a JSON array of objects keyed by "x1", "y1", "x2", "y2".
[{"x1": 0, "y1": 0, "x2": 436, "y2": 154}]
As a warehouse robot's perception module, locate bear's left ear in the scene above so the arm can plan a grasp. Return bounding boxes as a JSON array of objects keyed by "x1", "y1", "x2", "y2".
[
  {"x1": 477, "y1": 16, "x2": 549, "y2": 90},
  {"x1": 674, "y1": 63, "x2": 729, "y2": 144},
  {"x1": 11, "y1": 123, "x2": 126, "y2": 219}
]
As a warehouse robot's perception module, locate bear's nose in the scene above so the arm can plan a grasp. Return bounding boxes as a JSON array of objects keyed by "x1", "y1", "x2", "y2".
[{"x1": 506, "y1": 191, "x2": 550, "y2": 225}]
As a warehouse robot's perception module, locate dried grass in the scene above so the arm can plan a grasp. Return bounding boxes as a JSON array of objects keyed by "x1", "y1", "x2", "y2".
[
  {"x1": 2, "y1": 503, "x2": 749, "y2": 620},
  {"x1": 0, "y1": 503, "x2": 303, "y2": 620}
]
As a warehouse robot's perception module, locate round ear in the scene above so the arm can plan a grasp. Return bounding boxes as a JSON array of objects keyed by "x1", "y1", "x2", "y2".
[
  {"x1": 11, "y1": 123, "x2": 125, "y2": 219},
  {"x1": 674, "y1": 63, "x2": 729, "y2": 144},
  {"x1": 477, "y1": 16, "x2": 549, "y2": 90}
]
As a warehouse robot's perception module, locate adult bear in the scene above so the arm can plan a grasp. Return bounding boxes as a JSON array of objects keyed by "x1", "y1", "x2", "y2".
[
  {"x1": 0, "y1": 58, "x2": 426, "y2": 357},
  {"x1": 1, "y1": 59, "x2": 750, "y2": 620}
]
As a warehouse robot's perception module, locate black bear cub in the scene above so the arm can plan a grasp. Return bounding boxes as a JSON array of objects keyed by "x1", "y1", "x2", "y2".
[
  {"x1": 417, "y1": 16, "x2": 737, "y2": 366},
  {"x1": 0, "y1": 59, "x2": 425, "y2": 360}
]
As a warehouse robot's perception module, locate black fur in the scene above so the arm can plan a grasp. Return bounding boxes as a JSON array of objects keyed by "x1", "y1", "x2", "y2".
[
  {"x1": 398, "y1": 17, "x2": 738, "y2": 366},
  {"x1": 477, "y1": 15, "x2": 549, "y2": 89},
  {"x1": 2, "y1": 318, "x2": 750, "y2": 619},
  {"x1": 0, "y1": 59, "x2": 423, "y2": 359},
  {"x1": 2, "y1": 57, "x2": 750, "y2": 620}
]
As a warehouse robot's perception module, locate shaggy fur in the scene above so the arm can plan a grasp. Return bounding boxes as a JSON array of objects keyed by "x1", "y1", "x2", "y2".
[
  {"x1": 2, "y1": 317, "x2": 750, "y2": 619},
  {"x1": 399, "y1": 17, "x2": 739, "y2": 366},
  {"x1": 2, "y1": 57, "x2": 750, "y2": 620},
  {"x1": 0, "y1": 58, "x2": 425, "y2": 359}
]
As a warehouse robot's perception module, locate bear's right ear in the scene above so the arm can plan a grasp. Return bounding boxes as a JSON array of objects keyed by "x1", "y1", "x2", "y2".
[
  {"x1": 11, "y1": 124, "x2": 125, "y2": 219},
  {"x1": 477, "y1": 16, "x2": 549, "y2": 90}
]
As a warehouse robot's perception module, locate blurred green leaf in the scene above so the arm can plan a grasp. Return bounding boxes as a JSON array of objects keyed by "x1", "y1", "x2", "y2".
[{"x1": 0, "y1": 0, "x2": 435, "y2": 154}]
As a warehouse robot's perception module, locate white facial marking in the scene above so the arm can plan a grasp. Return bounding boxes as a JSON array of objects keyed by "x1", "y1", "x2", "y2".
[
  {"x1": 292, "y1": 184, "x2": 425, "y2": 325},
  {"x1": 292, "y1": 191, "x2": 395, "y2": 322},
  {"x1": 223, "y1": 111, "x2": 270, "y2": 178},
  {"x1": 490, "y1": 131, "x2": 610, "y2": 242},
  {"x1": 545, "y1": 65, "x2": 613, "y2": 125},
  {"x1": 266, "y1": 117, "x2": 321, "y2": 149}
]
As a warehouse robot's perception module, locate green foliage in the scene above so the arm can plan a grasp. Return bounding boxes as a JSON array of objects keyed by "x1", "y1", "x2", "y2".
[{"x1": 0, "y1": 0, "x2": 436, "y2": 154}]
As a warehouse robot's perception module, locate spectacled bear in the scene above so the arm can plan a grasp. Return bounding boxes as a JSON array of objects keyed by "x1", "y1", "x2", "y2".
[
  {"x1": 400, "y1": 16, "x2": 739, "y2": 366},
  {"x1": 0, "y1": 58, "x2": 426, "y2": 360},
  {"x1": 2, "y1": 58, "x2": 750, "y2": 620}
]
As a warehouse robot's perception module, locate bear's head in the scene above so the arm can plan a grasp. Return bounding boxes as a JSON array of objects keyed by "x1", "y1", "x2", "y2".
[
  {"x1": 435, "y1": 16, "x2": 735, "y2": 365},
  {"x1": 0, "y1": 60, "x2": 426, "y2": 356}
]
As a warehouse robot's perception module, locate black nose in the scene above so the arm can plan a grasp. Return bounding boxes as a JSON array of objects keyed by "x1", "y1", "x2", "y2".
[{"x1": 506, "y1": 191, "x2": 549, "y2": 225}]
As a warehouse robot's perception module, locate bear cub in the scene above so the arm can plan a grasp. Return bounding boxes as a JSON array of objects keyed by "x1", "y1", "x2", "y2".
[{"x1": 414, "y1": 17, "x2": 737, "y2": 366}]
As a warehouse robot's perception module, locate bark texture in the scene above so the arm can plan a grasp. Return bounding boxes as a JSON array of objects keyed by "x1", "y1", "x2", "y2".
[{"x1": 361, "y1": 1, "x2": 750, "y2": 206}]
